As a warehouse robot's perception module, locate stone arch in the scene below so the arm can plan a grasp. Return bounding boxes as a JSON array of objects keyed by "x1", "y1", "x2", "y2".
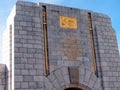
[
  {"x1": 60, "y1": 83, "x2": 91, "y2": 90},
  {"x1": 64, "y1": 87, "x2": 82, "y2": 90},
  {"x1": 44, "y1": 66, "x2": 102, "y2": 90}
]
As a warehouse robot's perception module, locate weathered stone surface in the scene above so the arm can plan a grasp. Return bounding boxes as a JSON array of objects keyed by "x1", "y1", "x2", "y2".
[
  {"x1": 1, "y1": 0, "x2": 120, "y2": 90},
  {"x1": 0, "y1": 64, "x2": 7, "y2": 90}
]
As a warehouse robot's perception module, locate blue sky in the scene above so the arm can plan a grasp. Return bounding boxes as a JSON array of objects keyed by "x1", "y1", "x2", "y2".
[{"x1": 0, "y1": 0, "x2": 120, "y2": 63}]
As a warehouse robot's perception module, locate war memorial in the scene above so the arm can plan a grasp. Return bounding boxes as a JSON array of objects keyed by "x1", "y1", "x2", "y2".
[{"x1": 0, "y1": 1, "x2": 120, "y2": 90}]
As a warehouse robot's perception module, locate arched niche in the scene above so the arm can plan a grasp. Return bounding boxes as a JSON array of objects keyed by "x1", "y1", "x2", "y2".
[{"x1": 64, "y1": 87, "x2": 82, "y2": 90}]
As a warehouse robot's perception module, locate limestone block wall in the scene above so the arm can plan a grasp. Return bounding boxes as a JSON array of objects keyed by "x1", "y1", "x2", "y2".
[
  {"x1": 13, "y1": 1, "x2": 98, "y2": 89},
  {"x1": 14, "y1": 1, "x2": 44, "y2": 90},
  {"x1": 92, "y1": 13, "x2": 120, "y2": 89},
  {"x1": 0, "y1": 64, "x2": 7, "y2": 90},
  {"x1": 3, "y1": 1, "x2": 120, "y2": 90},
  {"x1": 38, "y1": 2, "x2": 94, "y2": 73}
]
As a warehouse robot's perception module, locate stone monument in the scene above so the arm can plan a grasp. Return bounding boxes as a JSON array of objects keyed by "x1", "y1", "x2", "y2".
[{"x1": 1, "y1": 1, "x2": 120, "y2": 90}]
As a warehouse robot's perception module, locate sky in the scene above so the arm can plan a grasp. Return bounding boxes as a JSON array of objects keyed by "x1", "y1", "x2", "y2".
[{"x1": 0, "y1": 0, "x2": 120, "y2": 63}]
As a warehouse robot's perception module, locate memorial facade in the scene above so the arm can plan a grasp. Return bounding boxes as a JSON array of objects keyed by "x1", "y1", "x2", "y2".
[{"x1": 1, "y1": 1, "x2": 120, "y2": 90}]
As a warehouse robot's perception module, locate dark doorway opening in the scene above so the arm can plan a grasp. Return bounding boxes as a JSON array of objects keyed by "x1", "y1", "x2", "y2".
[{"x1": 64, "y1": 87, "x2": 82, "y2": 90}]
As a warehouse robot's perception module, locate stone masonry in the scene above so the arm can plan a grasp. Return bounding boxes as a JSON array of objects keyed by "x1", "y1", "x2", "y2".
[
  {"x1": 1, "y1": 1, "x2": 120, "y2": 90},
  {"x1": 0, "y1": 64, "x2": 7, "y2": 90}
]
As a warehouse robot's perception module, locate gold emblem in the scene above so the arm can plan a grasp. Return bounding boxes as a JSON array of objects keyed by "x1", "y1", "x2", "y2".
[{"x1": 60, "y1": 16, "x2": 77, "y2": 29}]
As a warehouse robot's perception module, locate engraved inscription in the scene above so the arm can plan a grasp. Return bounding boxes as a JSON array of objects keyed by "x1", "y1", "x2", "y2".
[{"x1": 62, "y1": 36, "x2": 80, "y2": 61}]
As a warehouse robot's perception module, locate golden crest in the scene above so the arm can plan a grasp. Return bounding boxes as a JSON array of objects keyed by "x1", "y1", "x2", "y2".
[{"x1": 60, "y1": 16, "x2": 77, "y2": 29}]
